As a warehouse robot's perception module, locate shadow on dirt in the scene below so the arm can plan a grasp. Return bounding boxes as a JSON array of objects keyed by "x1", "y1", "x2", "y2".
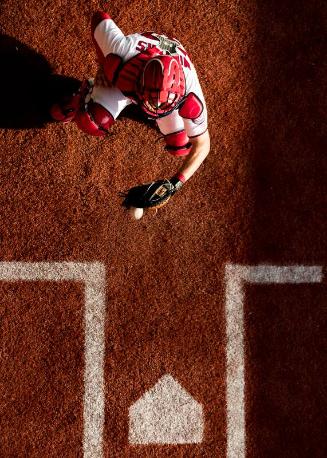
[
  {"x1": 119, "y1": 104, "x2": 156, "y2": 129},
  {"x1": 0, "y1": 35, "x2": 155, "y2": 131},
  {"x1": 0, "y1": 35, "x2": 80, "y2": 129}
]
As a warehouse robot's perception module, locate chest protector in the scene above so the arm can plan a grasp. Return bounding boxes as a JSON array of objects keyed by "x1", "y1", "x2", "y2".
[{"x1": 103, "y1": 47, "x2": 163, "y2": 101}]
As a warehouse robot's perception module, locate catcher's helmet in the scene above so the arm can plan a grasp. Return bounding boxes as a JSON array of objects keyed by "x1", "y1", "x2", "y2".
[{"x1": 137, "y1": 55, "x2": 186, "y2": 118}]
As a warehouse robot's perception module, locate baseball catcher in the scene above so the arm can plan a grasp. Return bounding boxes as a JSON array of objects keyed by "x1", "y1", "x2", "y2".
[{"x1": 51, "y1": 10, "x2": 210, "y2": 215}]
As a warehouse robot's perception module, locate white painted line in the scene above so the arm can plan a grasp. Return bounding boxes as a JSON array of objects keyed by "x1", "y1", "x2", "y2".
[
  {"x1": 225, "y1": 264, "x2": 323, "y2": 458},
  {"x1": 225, "y1": 265, "x2": 246, "y2": 458},
  {"x1": 129, "y1": 374, "x2": 204, "y2": 444},
  {"x1": 0, "y1": 261, "x2": 106, "y2": 458},
  {"x1": 241, "y1": 265, "x2": 323, "y2": 284}
]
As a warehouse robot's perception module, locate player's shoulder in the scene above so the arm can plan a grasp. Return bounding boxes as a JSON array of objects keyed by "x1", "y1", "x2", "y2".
[
  {"x1": 119, "y1": 30, "x2": 196, "y2": 78},
  {"x1": 125, "y1": 31, "x2": 190, "y2": 57}
]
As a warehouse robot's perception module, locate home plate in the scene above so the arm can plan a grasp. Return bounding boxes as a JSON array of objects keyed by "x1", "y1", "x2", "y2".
[{"x1": 128, "y1": 373, "x2": 204, "y2": 444}]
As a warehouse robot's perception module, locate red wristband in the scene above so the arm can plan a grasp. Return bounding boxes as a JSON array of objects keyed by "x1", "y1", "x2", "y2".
[{"x1": 175, "y1": 172, "x2": 186, "y2": 183}]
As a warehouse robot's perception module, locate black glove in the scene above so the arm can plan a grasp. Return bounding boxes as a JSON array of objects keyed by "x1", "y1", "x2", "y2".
[{"x1": 121, "y1": 175, "x2": 184, "y2": 209}]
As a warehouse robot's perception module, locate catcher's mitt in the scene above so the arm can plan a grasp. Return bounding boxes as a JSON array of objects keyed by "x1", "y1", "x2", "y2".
[{"x1": 121, "y1": 179, "x2": 177, "y2": 209}]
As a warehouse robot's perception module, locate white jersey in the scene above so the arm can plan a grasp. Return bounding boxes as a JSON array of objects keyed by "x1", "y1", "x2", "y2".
[{"x1": 92, "y1": 18, "x2": 208, "y2": 138}]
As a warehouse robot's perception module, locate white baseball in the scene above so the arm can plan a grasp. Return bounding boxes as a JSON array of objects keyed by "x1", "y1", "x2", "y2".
[{"x1": 130, "y1": 207, "x2": 144, "y2": 220}]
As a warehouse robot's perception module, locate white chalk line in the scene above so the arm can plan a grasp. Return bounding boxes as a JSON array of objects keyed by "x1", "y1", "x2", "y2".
[
  {"x1": 1, "y1": 262, "x2": 324, "y2": 457},
  {"x1": 225, "y1": 264, "x2": 323, "y2": 458},
  {"x1": 0, "y1": 262, "x2": 106, "y2": 458}
]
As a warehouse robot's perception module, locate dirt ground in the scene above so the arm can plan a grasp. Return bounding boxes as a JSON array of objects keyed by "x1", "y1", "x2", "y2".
[{"x1": 0, "y1": 0, "x2": 326, "y2": 457}]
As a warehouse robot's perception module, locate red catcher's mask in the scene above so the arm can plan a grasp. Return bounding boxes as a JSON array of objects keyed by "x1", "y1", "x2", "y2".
[{"x1": 137, "y1": 55, "x2": 186, "y2": 118}]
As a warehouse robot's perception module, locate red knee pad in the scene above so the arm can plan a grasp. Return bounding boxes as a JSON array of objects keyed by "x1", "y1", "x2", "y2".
[
  {"x1": 164, "y1": 130, "x2": 192, "y2": 156},
  {"x1": 50, "y1": 92, "x2": 81, "y2": 123},
  {"x1": 50, "y1": 100, "x2": 76, "y2": 123},
  {"x1": 50, "y1": 80, "x2": 93, "y2": 123},
  {"x1": 75, "y1": 101, "x2": 115, "y2": 137}
]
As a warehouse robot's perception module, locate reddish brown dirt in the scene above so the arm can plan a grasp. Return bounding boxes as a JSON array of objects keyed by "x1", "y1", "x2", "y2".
[
  {"x1": 0, "y1": 282, "x2": 84, "y2": 456},
  {"x1": 246, "y1": 283, "x2": 327, "y2": 458},
  {"x1": 0, "y1": 0, "x2": 326, "y2": 457}
]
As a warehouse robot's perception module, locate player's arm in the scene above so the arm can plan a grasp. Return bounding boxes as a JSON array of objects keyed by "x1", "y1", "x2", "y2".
[
  {"x1": 156, "y1": 102, "x2": 209, "y2": 189},
  {"x1": 91, "y1": 11, "x2": 131, "y2": 66},
  {"x1": 120, "y1": 130, "x2": 210, "y2": 213},
  {"x1": 175, "y1": 130, "x2": 210, "y2": 182},
  {"x1": 158, "y1": 92, "x2": 209, "y2": 187}
]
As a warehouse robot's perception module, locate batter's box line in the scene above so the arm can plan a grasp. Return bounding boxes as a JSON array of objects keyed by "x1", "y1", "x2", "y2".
[
  {"x1": 225, "y1": 264, "x2": 323, "y2": 458},
  {"x1": 1, "y1": 262, "x2": 324, "y2": 457},
  {"x1": 0, "y1": 261, "x2": 106, "y2": 458}
]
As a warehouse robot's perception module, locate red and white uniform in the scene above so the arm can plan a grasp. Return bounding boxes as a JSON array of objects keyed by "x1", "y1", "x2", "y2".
[{"x1": 91, "y1": 12, "x2": 208, "y2": 140}]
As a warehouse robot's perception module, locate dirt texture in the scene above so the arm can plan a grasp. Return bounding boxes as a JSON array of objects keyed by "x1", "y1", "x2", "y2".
[{"x1": 0, "y1": 0, "x2": 326, "y2": 457}]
